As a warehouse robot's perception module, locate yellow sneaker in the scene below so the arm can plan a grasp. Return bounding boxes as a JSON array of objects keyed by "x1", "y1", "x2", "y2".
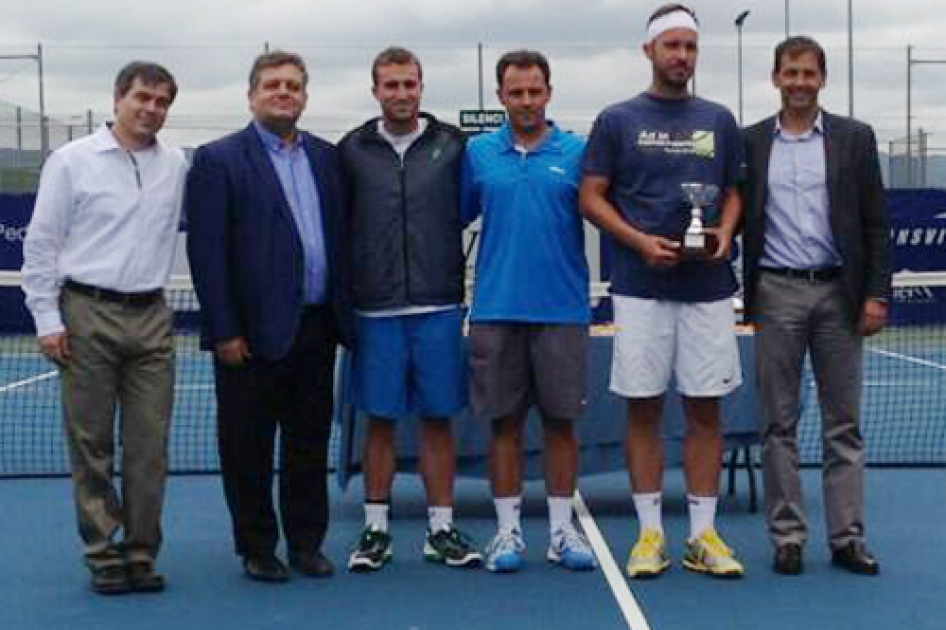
[
  {"x1": 682, "y1": 528, "x2": 745, "y2": 578},
  {"x1": 626, "y1": 528, "x2": 670, "y2": 579}
]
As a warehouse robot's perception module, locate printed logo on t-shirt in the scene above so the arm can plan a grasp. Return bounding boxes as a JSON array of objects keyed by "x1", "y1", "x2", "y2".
[{"x1": 636, "y1": 129, "x2": 715, "y2": 158}]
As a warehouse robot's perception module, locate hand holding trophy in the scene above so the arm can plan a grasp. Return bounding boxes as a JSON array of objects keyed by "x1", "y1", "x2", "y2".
[{"x1": 679, "y1": 182, "x2": 719, "y2": 259}]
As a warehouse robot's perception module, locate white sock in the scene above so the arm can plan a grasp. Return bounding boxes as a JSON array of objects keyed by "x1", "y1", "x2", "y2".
[
  {"x1": 494, "y1": 496, "x2": 522, "y2": 534},
  {"x1": 365, "y1": 502, "x2": 389, "y2": 532},
  {"x1": 428, "y1": 506, "x2": 453, "y2": 532},
  {"x1": 548, "y1": 495, "x2": 574, "y2": 536},
  {"x1": 688, "y1": 494, "x2": 718, "y2": 541},
  {"x1": 632, "y1": 492, "x2": 663, "y2": 535}
]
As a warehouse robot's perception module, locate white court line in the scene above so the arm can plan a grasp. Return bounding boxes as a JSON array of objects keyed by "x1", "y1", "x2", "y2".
[
  {"x1": 0, "y1": 370, "x2": 58, "y2": 393},
  {"x1": 574, "y1": 489, "x2": 652, "y2": 630},
  {"x1": 1, "y1": 376, "x2": 214, "y2": 393},
  {"x1": 868, "y1": 347, "x2": 946, "y2": 372}
]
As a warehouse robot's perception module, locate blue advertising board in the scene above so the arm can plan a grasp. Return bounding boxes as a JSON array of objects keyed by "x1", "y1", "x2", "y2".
[
  {"x1": 886, "y1": 189, "x2": 946, "y2": 325},
  {"x1": 0, "y1": 194, "x2": 35, "y2": 333},
  {"x1": 2, "y1": 190, "x2": 945, "y2": 332}
]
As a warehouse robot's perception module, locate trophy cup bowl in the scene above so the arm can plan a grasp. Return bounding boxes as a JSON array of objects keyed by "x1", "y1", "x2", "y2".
[{"x1": 679, "y1": 182, "x2": 719, "y2": 259}]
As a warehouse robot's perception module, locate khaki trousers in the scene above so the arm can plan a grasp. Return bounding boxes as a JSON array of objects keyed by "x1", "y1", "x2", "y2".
[{"x1": 59, "y1": 286, "x2": 174, "y2": 570}]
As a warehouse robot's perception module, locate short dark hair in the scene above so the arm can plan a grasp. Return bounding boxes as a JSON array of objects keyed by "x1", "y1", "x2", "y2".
[
  {"x1": 249, "y1": 51, "x2": 308, "y2": 92},
  {"x1": 372, "y1": 46, "x2": 423, "y2": 86},
  {"x1": 495, "y1": 50, "x2": 551, "y2": 87},
  {"x1": 647, "y1": 3, "x2": 699, "y2": 27},
  {"x1": 114, "y1": 61, "x2": 177, "y2": 102},
  {"x1": 774, "y1": 36, "x2": 827, "y2": 75}
]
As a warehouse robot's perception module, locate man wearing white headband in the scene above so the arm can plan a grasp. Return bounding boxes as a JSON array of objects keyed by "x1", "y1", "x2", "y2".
[
  {"x1": 580, "y1": 3, "x2": 745, "y2": 579},
  {"x1": 644, "y1": 7, "x2": 699, "y2": 45}
]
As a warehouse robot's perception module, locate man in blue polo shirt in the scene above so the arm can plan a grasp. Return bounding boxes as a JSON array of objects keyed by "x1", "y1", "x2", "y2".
[
  {"x1": 462, "y1": 50, "x2": 596, "y2": 573},
  {"x1": 580, "y1": 3, "x2": 745, "y2": 579}
]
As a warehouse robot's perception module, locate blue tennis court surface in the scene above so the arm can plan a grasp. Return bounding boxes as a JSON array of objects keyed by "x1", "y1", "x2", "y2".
[
  {"x1": 2, "y1": 322, "x2": 945, "y2": 629},
  {"x1": 1, "y1": 469, "x2": 944, "y2": 630}
]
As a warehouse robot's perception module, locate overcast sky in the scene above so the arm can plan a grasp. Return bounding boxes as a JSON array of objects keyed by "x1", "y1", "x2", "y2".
[{"x1": 1, "y1": 0, "x2": 945, "y2": 149}]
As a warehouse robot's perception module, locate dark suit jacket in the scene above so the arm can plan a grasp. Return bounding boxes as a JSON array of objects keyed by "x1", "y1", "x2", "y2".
[
  {"x1": 185, "y1": 124, "x2": 352, "y2": 361},
  {"x1": 741, "y1": 111, "x2": 892, "y2": 325}
]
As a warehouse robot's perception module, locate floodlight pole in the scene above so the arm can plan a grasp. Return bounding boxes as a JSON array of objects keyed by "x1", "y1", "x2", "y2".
[
  {"x1": 847, "y1": 0, "x2": 854, "y2": 117},
  {"x1": 784, "y1": 0, "x2": 790, "y2": 38},
  {"x1": 477, "y1": 42, "x2": 484, "y2": 110},
  {"x1": 37, "y1": 44, "x2": 46, "y2": 157},
  {"x1": 907, "y1": 45, "x2": 912, "y2": 186},
  {"x1": 735, "y1": 10, "x2": 750, "y2": 127},
  {"x1": 906, "y1": 46, "x2": 946, "y2": 187}
]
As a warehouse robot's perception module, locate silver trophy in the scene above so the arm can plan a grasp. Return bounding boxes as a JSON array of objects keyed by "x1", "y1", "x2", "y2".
[{"x1": 680, "y1": 182, "x2": 719, "y2": 258}]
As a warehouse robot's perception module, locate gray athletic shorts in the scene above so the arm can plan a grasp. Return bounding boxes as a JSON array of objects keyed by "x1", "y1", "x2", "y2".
[{"x1": 468, "y1": 322, "x2": 588, "y2": 421}]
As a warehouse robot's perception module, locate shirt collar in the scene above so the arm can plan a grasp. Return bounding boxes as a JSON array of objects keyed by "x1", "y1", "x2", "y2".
[
  {"x1": 775, "y1": 109, "x2": 824, "y2": 137},
  {"x1": 253, "y1": 120, "x2": 301, "y2": 152},
  {"x1": 497, "y1": 120, "x2": 562, "y2": 154},
  {"x1": 90, "y1": 123, "x2": 164, "y2": 154}
]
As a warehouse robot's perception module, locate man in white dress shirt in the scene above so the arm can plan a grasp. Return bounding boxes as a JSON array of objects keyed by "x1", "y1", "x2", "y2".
[{"x1": 21, "y1": 61, "x2": 187, "y2": 596}]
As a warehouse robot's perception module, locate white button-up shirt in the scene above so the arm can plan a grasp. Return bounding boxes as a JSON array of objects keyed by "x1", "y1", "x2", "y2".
[{"x1": 22, "y1": 124, "x2": 188, "y2": 336}]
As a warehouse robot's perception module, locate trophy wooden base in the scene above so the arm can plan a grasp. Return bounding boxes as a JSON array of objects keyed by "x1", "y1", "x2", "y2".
[{"x1": 681, "y1": 232, "x2": 718, "y2": 260}]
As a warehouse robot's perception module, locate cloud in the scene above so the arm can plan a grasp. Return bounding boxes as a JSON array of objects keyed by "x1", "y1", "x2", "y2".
[{"x1": 0, "y1": 0, "x2": 943, "y2": 149}]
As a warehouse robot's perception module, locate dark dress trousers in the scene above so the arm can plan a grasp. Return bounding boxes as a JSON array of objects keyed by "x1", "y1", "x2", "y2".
[{"x1": 185, "y1": 124, "x2": 351, "y2": 559}]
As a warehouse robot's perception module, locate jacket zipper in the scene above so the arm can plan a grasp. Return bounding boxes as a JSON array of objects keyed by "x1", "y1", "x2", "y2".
[{"x1": 398, "y1": 153, "x2": 411, "y2": 303}]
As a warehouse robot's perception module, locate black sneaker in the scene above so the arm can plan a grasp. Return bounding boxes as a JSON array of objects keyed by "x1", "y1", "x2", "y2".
[
  {"x1": 348, "y1": 525, "x2": 393, "y2": 573},
  {"x1": 423, "y1": 525, "x2": 483, "y2": 568}
]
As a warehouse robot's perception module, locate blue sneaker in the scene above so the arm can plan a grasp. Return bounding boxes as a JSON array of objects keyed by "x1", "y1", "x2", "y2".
[
  {"x1": 485, "y1": 529, "x2": 526, "y2": 573},
  {"x1": 548, "y1": 526, "x2": 597, "y2": 571}
]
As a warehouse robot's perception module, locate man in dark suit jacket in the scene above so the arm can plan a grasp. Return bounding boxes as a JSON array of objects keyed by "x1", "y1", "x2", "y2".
[
  {"x1": 742, "y1": 36, "x2": 891, "y2": 577},
  {"x1": 185, "y1": 51, "x2": 350, "y2": 583}
]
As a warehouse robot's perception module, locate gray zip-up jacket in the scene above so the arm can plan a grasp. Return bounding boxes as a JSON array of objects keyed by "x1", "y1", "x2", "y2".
[{"x1": 339, "y1": 113, "x2": 466, "y2": 311}]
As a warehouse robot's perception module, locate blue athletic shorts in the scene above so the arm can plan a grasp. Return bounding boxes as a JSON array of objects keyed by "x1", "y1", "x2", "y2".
[{"x1": 351, "y1": 308, "x2": 468, "y2": 419}]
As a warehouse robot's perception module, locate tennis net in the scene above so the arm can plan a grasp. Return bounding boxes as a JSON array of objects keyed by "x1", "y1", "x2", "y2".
[{"x1": 1, "y1": 271, "x2": 945, "y2": 476}]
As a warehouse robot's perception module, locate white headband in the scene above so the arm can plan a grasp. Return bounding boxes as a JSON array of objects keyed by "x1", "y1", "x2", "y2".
[{"x1": 645, "y1": 10, "x2": 699, "y2": 44}]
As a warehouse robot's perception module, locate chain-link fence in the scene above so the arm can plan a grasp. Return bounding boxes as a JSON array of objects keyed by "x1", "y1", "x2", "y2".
[
  {"x1": 888, "y1": 129, "x2": 946, "y2": 189},
  {"x1": 0, "y1": 100, "x2": 99, "y2": 193},
  {"x1": 3, "y1": 42, "x2": 946, "y2": 192}
]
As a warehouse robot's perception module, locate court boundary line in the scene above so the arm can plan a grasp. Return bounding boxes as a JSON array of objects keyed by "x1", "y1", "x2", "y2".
[
  {"x1": 0, "y1": 370, "x2": 57, "y2": 393},
  {"x1": 574, "y1": 489, "x2": 652, "y2": 630},
  {"x1": 868, "y1": 347, "x2": 946, "y2": 371}
]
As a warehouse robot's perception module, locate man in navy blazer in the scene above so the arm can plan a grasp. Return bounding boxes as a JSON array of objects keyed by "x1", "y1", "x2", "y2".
[
  {"x1": 741, "y1": 36, "x2": 890, "y2": 577},
  {"x1": 186, "y1": 51, "x2": 350, "y2": 583}
]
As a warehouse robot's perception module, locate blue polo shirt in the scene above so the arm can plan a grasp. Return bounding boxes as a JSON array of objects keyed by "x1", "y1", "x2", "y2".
[
  {"x1": 582, "y1": 94, "x2": 742, "y2": 302},
  {"x1": 462, "y1": 122, "x2": 590, "y2": 324}
]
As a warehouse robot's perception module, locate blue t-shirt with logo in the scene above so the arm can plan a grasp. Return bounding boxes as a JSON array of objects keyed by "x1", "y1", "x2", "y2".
[
  {"x1": 462, "y1": 123, "x2": 590, "y2": 324},
  {"x1": 582, "y1": 93, "x2": 743, "y2": 302}
]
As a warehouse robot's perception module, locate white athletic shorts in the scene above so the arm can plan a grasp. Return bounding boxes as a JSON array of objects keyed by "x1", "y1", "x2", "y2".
[{"x1": 610, "y1": 296, "x2": 742, "y2": 398}]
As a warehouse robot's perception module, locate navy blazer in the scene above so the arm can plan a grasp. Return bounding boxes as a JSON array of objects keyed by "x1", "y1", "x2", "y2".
[
  {"x1": 185, "y1": 124, "x2": 352, "y2": 361},
  {"x1": 741, "y1": 111, "x2": 891, "y2": 325}
]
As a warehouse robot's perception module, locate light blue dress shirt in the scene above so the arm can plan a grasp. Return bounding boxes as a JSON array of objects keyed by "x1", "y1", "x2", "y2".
[
  {"x1": 254, "y1": 121, "x2": 328, "y2": 304},
  {"x1": 761, "y1": 112, "x2": 842, "y2": 270}
]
